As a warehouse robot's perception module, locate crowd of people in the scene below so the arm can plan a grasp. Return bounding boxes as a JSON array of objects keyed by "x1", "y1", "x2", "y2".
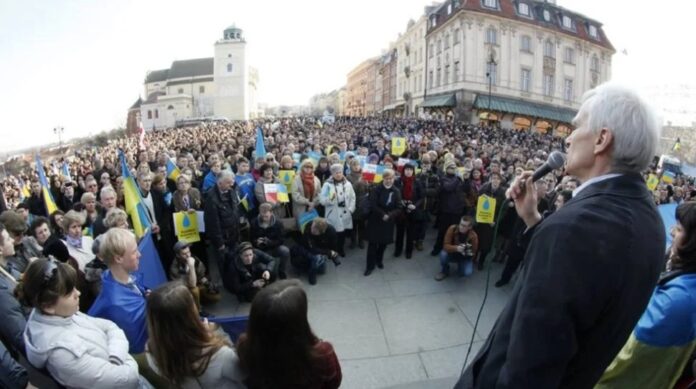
[{"x1": 0, "y1": 89, "x2": 695, "y2": 388}]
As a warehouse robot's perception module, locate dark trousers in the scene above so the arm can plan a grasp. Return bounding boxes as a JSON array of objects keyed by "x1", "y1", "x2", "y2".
[
  {"x1": 432, "y1": 213, "x2": 462, "y2": 253},
  {"x1": 498, "y1": 249, "x2": 525, "y2": 284},
  {"x1": 366, "y1": 242, "x2": 387, "y2": 271},
  {"x1": 351, "y1": 218, "x2": 365, "y2": 243},
  {"x1": 395, "y1": 221, "x2": 419, "y2": 255},
  {"x1": 290, "y1": 246, "x2": 327, "y2": 274},
  {"x1": 336, "y1": 231, "x2": 347, "y2": 255}
]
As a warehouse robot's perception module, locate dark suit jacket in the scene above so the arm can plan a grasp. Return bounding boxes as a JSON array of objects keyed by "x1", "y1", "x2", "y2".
[{"x1": 456, "y1": 173, "x2": 665, "y2": 389}]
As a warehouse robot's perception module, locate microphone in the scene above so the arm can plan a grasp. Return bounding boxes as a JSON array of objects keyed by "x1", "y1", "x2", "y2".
[{"x1": 530, "y1": 151, "x2": 567, "y2": 183}]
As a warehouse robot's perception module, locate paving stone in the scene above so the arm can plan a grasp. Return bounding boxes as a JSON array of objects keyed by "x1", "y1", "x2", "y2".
[
  {"x1": 340, "y1": 354, "x2": 428, "y2": 389},
  {"x1": 419, "y1": 341, "x2": 484, "y2": 379},
  {"x1": 376, "y1": 293, "x2": 476, "y2": 355},
  {"x1": 308, "y1": 299, "x2": 390, "y2": 360}
]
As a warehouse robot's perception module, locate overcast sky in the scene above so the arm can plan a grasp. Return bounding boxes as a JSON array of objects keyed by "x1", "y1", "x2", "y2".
[{"x1": 0, "y1": 0, "x2": 693, "y2": 152}]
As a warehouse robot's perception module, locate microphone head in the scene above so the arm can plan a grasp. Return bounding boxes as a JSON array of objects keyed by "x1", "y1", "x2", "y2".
[{"x1": 547, "y1": 151, "x2": 566, "y2": 170}]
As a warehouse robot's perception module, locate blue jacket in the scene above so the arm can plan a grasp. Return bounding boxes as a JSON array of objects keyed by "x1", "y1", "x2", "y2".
[{"x1": 88, "y1": 270, "x2": 148, "y2": 354}]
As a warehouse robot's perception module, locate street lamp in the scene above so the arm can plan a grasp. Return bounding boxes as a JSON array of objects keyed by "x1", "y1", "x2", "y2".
[
  {"x1": 486, "y1": 47, "x2": 497, "y2": 122},
  {"x1": 53, "y1": 126, "x2": 64, "y2": 146}
]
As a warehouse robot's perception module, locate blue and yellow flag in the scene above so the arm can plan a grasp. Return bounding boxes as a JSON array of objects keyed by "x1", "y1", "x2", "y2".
[
  {"x1": 255, "y1": 127, "x2": 266, "y2": 159},
  {"x1": 35, "y1": 155, "x2": 58, "y2": 216},
  {"x1": 662, "y1": 170, "x2": 675, "y2": 185},
  {"x1": 165, "y1": 159, "x2": 180, "y2": 181},
  {"x1": 18, "y1": 178, "x2": 29, "y2": 202},
  {"x1": 119, "y1": 151, "x2": 151, "y2": 238},
  {"x1": 61, "y1": 162, "x2": 72, "y2": 182}
]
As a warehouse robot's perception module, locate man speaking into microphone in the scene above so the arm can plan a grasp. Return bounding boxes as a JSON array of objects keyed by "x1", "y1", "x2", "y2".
[{"x1": 456, "y1": 83, "x2": 665, "y2": 389}]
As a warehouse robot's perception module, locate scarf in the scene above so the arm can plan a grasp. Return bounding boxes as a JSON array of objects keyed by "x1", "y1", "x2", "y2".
[
  {"x1": 402, "y1": 175, "x2": 415, "y2": 201},
  {"x1": 301, "y1": 171, "x2": 316, "y2": 200},
  {"x1": 66, "y1": 235, "x2": 82, "y2": 249}
]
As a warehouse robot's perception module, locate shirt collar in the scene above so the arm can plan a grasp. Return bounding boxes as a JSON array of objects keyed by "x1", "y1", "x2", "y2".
[{"x1": 573, "y1": 173, "x2": 623, "y2": 197}]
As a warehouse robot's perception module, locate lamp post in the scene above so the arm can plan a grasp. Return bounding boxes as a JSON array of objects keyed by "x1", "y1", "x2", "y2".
[
  {"x1": 53, "y1": 126, "x2": 64, "y2": 146},
  {"x1": 486, "y1": 47, "x2": 497, "y2": 123}
]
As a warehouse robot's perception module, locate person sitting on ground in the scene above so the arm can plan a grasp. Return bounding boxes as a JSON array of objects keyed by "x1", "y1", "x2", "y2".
[
  {"x1": 169, "y1": 241, "x2": 220, "y2": 313},
  {"x1": 291, "y1": 217, "x2": 340, "y2": 285},
  {"x1": 250, "y1": 202, "x2": 290, "y2": 279},
  {"x1": 144, "y1": 282, "x2": 245, "y2": 388},
  {"x1": 236, "y1": 280, "x2": 341, "y2": 389},
  {"x1": 224, "y1": 241, "x2": 277, "y2": 303},
  {"x1": 20, "y1": 259, "x2": 146, "y2": 388},
  {"x1": 435, "y1": 215, "x2": 479, "y2": 281},
  {"x1": 88, "y1": 228, "x2": 149, "y2": 354}
]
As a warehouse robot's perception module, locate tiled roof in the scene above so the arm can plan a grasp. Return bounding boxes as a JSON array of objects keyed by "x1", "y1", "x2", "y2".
[
  {"x1": 145, "y1": 69, "x2": 169, "y2": 83},
  {"x1": 168, "y1": 58, "x2": 214, "y2": 79},
  {"x1": 428, "y1": 0, "x2": 614, "y2": 51}
]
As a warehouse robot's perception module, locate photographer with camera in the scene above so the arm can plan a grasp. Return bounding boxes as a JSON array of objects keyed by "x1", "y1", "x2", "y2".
[
  {"x1": 319, "y1": 164, "x2": 356, "y2": 257},
  {"x1": 169, "y1": 241, "x2": 221, "y2": 314},
  {"x1": 434, "y1": 215, "x2": 479, "y2": 281},
  {"x1": 291, "y1": 218, "x2": 341, "y2": 285}
]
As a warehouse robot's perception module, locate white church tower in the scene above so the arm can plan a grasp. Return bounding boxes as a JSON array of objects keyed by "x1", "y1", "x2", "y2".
[{"x1": 214, "y1": 25, "x2": 248, "y2": 120}]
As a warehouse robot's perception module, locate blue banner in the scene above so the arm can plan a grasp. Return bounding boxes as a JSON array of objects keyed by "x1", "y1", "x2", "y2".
[
  {"x1": 132, "y1": 232, "x2": 167, "y2": 289},
  {"x1": 658, "y1": 203, "x2": 677, "y2": 249},
  {"x1": 209, "y1": 316, "x2": 249, "y2": 342}
]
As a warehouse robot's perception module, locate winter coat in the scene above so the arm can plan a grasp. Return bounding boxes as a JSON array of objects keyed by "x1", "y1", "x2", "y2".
[
  {"x1": 319, "y1": 178, "x2": 356, "y2": 232},
  {"x1": 146, "y1": 345, "x2": 245, "y2": 389},
  {"x1": 204, "y1": 186, "x2": 240, "y2": 250},
  {"x1": 172, "y1": 188, "x2": 203, "y2": 212},
  {"x1": 24, "y1": 309, "x2": 140, "y2": 389},
  {"x1": 365, "y1": 184, "x2": 402, "y2": 245},
  {"x1": 395, "y1": 177, "x2": 426, "y2": 222},
  {"x1": 416, "y1": 170, "x2": 440, "y2": 213},
  {"x1": 250, "y1": 215, "x2": 284, "y2": 250},
  {"x1": 346, "y1": 171, "x2": 369, "y2": 221},
  {"x1": 226, "y1": 249, "x2": 276, "y2": 301},
  {"x1": 63, "y1": 235, "x2": 95, "y2": 271},
  {"x1": 291, "y1": 175, "x2": 322, "y2": 220},
  {"x1": 438, "y1": 173, "x2": 468, "y2": 216},
  {"x1": 298, "y1": 222, "x2": 338, "y2": 256}
]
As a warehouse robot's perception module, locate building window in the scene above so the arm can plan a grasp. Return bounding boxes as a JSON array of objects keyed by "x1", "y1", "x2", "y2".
[
  {"x1": 486, "y1": 27, "x2": 497, "y2": 45},
  {"x1": 486, "y1": 61, "x2": 497, "y2": 86},
  {"x1": 227, "y1": 63, "x2": 233, "y2": 73},
  {"x1": 447, "y1": 3, "x2": 452, "y2": 14},
  {"x1": 482, "y1": 0, "x2": 498, "y2": 9},
  {"x1": 543, "y1": 74, "x2": 554, "y2": 96},
  {"x1": 437, "y1": 39, "x2": 442, "y2": 53},
  {"x1": 564, "y1": 47, "x2": 575, "y2": 64},
  {"x1": 544, "y1": 40, "x2": 555, "y2": 58},
  {"x1": 436, "y1": 68, "x2": 441, "y2": 86},
  {"x1": 177, "y1": 88, "x2": 184, "y2": 94},
  {"x1": 454, "y1": 28, "x2": 461, "y2": 44},
  {"x1": 445, "y1": 65, "x2": 450, "y2": 84},
  {"x1": 147, "y1": 110, "x2": 152, "y2": 119},
  {"x1": 167, "y1": 105, "x2": 174, "y2": 110},
  {"x1": 454, "y1": 61, "x2": 460, "y2": 81},
  {"x1": 518, "y1": 3, "x2": 530, "y2": 16},
  {"x1": 429, "y1": 71, "x2": 434, "y2": 88},
  {"x1": 562, "y1": 15, "x2": 573, "y2": 29},
  {"x1": 154, "y1": 109, "x2": 159, "y2": 119},
  {"x1": 199, "y1": 85, "x2": 205, "y2": 93},
  {"x1": 564, "y1": 79, "x2": 574, "y2": 101},
  {"x1": 591, "y1": 55, "x2": 600, "y2": 72},
  {"x1": 589, "y1": 25, "x2": 598, "y2": 38},
  {"x1": 431, "y1": 15, "x2": 437, "y2": 27},
  {"x1": 520, "y1": 68, "x2": 531, "y2": 92},
  {"x1": 543, "y1": 9, "x2": 551, "y2": 21},
  {"x1": 445, "y1": 34, "x2": 450, "y2": 48},
  {"x1": 520, "y1": 35, "x2": 532, "y2": 52}
]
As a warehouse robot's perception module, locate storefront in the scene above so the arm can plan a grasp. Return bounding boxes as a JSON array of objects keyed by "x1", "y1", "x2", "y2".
[
  {"x1": 422, "y1": 93, "x2": 456, "y2": 120},
  {"x1": 472, "y1": 94, "x2": 576, "y2": 136}
]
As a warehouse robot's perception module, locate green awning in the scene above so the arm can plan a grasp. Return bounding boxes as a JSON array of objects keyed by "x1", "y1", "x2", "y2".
[
  {"x1": 473, "y1": 94, "x2": 577, "y2": 123},
  {"x1": 422, "y1": 94, "x2": 456, "y2": 108}
]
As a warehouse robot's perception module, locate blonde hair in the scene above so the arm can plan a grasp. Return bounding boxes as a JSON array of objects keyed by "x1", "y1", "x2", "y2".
[
  {"x1": 310, "y1": 217, "x2": 328, "y2": 234},
  {"x1": 99, "y1": 228, "x2": 136, "y2": 265},
  {"x1": 80, "y1": 192, "x2": 96, "y2": 204},
  {"x1": 104, "y1": 208, "x2": 128, "y2": 228},
  {"x1": 62, "y1": 210, "x2": 86, "y2": 231},
  {"x1": 382, "y1": 169, "x2": 395, "y2": 178}
]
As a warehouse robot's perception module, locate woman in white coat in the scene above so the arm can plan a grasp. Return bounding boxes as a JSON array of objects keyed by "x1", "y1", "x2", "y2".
[
  {"x1": 320, "y1": 164, "x2": 356, "y2": 257},
  {"x1": 292, "y1": 159, "x2": 322, "y2": 222},
  {"x1": 20, "y1": 259, "x2": 148, "y2": 389}
]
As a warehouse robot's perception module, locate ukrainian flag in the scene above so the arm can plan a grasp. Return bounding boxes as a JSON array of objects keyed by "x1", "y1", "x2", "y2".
[
  {"x1": 662, "y1": 170, "x2": 675, "y2": 184},
  {"x1": 61, "y1": 162, "x2": 72, "y2": 182},
  {"x1": 18, "y1": 178, "x2": 30, "y2": 202},
  {"x1": 165, "y1": 159, "x2": 180, "y2": 181},
  {"x1": 35, "y1": 155, "x2": 58, "y2": 216},
  {"x1": 119, "y1": 151, "x2": 151, "y2": 238}
]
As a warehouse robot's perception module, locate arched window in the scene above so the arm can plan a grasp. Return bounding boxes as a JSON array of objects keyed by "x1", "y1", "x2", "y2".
[
  {"x1": 147, "y1": 110, "x2": 152, "y2": 119},
  {"x1": 227, "y1": 63, "x2": 233, "y2": 73},
  {"x1": 154, "y1": 110, "x2": 159, "y2": 119}
]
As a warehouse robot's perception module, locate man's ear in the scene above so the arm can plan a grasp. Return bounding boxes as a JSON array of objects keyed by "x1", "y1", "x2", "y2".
[{"x1": 594, "y1": 128, "x2": 613, "y2": 155}]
